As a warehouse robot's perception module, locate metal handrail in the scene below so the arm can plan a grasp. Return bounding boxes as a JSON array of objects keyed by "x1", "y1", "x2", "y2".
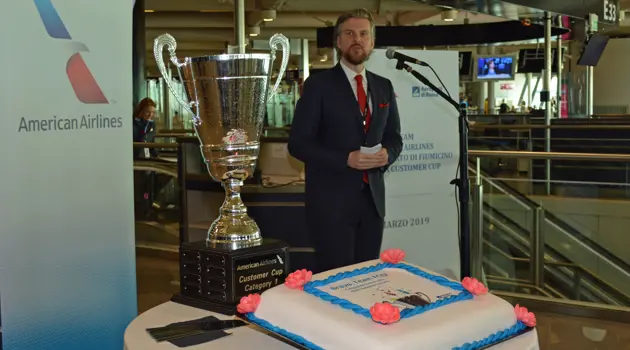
[
  {"x1": 156, "y1": 133, "x2": 193, "y2": 138},
  {"x1": 157, "y1": 126, "x2": 290, "y2": 134},
  {"x1": 470, "y1": 124, "x2": 630, "y2": 130},
  {"x1": 469, "y1": 150, "x2": 630, "y2": 161},
  {"x1": 484, "y1": 277, "x2": 552, "y2": 297},
  {"x1": 471, "y1": 136, "x2": 630, "y2": 142},
  {"x1": 469, "y1": 165, "x2": 531, "y2": 210},
  {"x1": 133, "y1": 161, "x2": 178, "y2": 178},
  {"x1": 133, "y1": 142, "x2": 178, "y2": 149}
]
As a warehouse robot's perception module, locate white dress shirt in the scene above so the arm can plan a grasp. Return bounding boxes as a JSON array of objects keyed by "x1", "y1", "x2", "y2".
[{"x1": 340, "y1": 60, "x2": 373, "y2": 114}]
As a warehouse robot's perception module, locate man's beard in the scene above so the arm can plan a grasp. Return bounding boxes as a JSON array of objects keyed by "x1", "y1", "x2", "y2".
[{"x1": 343, "y1": 45, "x2": 371, "y2": 65}]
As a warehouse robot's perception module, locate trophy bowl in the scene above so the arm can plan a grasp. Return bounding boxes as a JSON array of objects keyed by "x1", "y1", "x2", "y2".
[{"x1": 154, "y1": 34, "x2": 290, "y2": 249}]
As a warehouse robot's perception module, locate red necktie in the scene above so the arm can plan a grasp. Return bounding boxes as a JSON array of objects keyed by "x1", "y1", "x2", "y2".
[{"x1": 355, "y1": 75, "x2": 371, "y2": 183}]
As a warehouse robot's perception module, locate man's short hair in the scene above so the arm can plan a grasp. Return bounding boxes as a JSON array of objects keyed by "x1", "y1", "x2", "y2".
[{"x1": 333, "y1": 8, "x2": 376, "y2": 58}]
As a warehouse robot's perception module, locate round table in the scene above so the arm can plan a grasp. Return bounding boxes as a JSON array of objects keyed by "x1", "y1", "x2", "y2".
[
  {"x1": 125, "y1": 302, "x2": 539, "y2": 350},
  {"x1": 124, "y1": 302, "x2": 294, "y2": 350}
]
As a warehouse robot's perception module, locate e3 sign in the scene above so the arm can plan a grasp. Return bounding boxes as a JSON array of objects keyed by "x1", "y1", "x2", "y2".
[{"x1": 603, "y1": 0, "x2": 618, "y2": 23}]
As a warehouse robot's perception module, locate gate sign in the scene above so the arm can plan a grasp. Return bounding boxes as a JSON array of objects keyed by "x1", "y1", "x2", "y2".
[{"x1": 602, "y1": 0, "x2": 618, "y2": 23}]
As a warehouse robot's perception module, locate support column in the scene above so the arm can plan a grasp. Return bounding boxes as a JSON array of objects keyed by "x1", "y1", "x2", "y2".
[
  {"x1": 234, "y1": 0, "x2": 246, "y2": 54},
  {"x1": 586, "y1": 66, "x2": 594, "y2": 115},
  {"x1": 487, "y1": 46, "x2": 496, "y2": 114},
  {"x1": 475, "y1": 46, "x2": 486, "y2": 112},
  {"x1": 526, "y1": 73, "x2": 532, "y2": 107},
  {"x1": 556, "y1": 16, "x2": 563, "y2": 118},
  {"x1": 477, "y1": 83, "x2": 487, "y2": 112},
  {"x1": 301, "y1": 39, "x2": 310, "y2": 80},
  {"x1": 487, "y1": 83, "x2": 495, "y2": 114},
  {"x1": 544, "y1": 13, "x2": 552, "y2": 194},
  {"x1": 132, "y1": 0, "x2": 146, "y2": 107}
]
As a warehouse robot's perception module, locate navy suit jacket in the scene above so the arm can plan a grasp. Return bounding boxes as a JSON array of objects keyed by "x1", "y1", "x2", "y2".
[
  {"x1": 288, "y1": 63, "x2": 403, "y2": 219},
  {"x1": 132, "y1": 118, "x2": 158, "y2": 159}
]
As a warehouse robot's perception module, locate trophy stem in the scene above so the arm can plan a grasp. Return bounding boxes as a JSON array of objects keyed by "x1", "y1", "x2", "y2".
[
  {"x1": 207, "y1": 178, "x2": 262, "y2": 249},
  {"x1": 221, "y1": 178, "x2": 247, "y2": 216}
]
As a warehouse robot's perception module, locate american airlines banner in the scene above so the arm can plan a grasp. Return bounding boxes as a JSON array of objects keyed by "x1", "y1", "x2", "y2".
[
  {"x1": 366, "y1": 50, "x2": 461, "y2": 279},
  {"x1": 0, "y1": 1, "x2": 136, "y2": 349}
]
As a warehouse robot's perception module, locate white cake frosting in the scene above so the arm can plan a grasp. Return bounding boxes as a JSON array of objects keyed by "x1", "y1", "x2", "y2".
[{"x1": 251, "y1": 260, "x2": 528, "y2": 350}]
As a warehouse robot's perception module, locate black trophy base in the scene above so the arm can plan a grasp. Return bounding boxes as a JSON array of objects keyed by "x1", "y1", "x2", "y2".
[{"x1": 174, "y1": 238, "x2": 289, "y2": 315}]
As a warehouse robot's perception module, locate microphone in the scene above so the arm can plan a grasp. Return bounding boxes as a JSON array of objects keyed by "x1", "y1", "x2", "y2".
[{"x1": 385, "y1": 48, "x2": 429, "y2": 67}]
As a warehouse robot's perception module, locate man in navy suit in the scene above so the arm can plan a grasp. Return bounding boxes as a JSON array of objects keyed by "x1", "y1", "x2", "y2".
[{"x1": 288, "y1": 9, "x2": 403, "y2": 272}]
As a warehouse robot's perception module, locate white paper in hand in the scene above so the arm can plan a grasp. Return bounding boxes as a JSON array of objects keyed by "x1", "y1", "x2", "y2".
[{"x1": 360, "y1": 143, "x2": 382, "y2": 154}]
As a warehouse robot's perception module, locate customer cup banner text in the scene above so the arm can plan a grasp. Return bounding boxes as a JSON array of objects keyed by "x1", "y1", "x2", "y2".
[
  {"x1": 0, "y1": 1, "x2": 136, "y2": 349},
  {"x1": 366, "y1": 50, "x2": 461, "y2": 279}
]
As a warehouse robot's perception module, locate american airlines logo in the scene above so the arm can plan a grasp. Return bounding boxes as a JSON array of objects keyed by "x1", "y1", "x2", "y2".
[{"x1": 33, "y1": 0, "x2": 109, "y2": 104}]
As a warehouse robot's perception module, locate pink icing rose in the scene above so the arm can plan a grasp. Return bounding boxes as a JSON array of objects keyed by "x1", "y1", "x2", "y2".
[
  {"x1": 284, "y1": 269, "x2": 313, "y2": 290},
  {"x1": 370, "y1": 302, "x2": 401, "y2": 324},
  {"x1": 380, "y1": 248, "x2": 406, "y2": 264},
  {"x1": 461, "y1": 277, "x2": 488, "y2": 295},
  {"x1": 514, "y1": 304, "x2": 536, "y2": 327},
  {"x1": 236, "y1": 294, "x2": 261, "y2": 314}
]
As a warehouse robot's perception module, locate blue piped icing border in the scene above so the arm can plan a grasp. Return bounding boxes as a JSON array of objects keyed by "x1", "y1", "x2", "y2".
[
  {"x1": 303, "y1": 262, "x2": 472, "y2": 320},
  {"x1": 245, "y1": 262, "x2": 532, "y2": 350}
]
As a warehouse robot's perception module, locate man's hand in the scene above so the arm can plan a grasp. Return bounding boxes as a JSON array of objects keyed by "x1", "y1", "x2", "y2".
[
  {"x1": 374, "y1": 148, "x2": 389, "y2": 167},
  {"x1": 348, "y1": 148, "x2": 389, "y2": 170}
]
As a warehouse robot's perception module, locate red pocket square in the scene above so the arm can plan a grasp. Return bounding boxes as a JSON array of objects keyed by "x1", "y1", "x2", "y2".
[{"x1": 379, "y1": 103, "x2": 390, "y2": 108}]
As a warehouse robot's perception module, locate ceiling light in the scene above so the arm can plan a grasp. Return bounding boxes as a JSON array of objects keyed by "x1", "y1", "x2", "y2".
[
  {"x1": 144, "y1": 9, "x2": 154, "y2": 12},
  {"x1": 261, "y1": 9, "x2": 276, "y2": 22},
  {"x1": 248, "y1": 26, "x2": 261, "y2": 37},
  {"x1": 441, "y1": 9, "x2": 458, "y2": 22}
]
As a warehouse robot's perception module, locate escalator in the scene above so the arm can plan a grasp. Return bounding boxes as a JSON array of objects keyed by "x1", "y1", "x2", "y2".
[
  {"x1": 482, "y1": 204, "x2": 630, "y2": 306},
  {"x1": 471, "y1": 163, "x2": 630, "y2": 306}
]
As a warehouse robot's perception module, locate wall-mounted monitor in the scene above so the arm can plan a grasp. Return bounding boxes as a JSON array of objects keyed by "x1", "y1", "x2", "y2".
[
  {"x1": 474, "y1": 55, "x2": 516, "y2": 81},
  {"x1": 577, "y1": 34, "x2": 609, "y2": 67},
  {"x1": 459, "y1": 51, "x2": 473, "y2": 81},
  {"x1": 517, "y1": 48, "x2": 563, "y2": 74}
]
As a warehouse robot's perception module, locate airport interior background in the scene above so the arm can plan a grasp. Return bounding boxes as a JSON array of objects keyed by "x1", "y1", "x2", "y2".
[{"x1": 130, "y1": 0, "x2": 630, "y2": 349}]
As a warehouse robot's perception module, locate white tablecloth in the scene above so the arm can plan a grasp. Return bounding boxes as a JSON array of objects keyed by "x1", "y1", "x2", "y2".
[{"x1": 124, "y1": 302, "x2": 539, "y2": 350}]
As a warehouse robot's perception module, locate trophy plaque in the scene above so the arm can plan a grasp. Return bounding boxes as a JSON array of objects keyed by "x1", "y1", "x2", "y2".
[{"x1": 154, "y1": 33, "x2": 291, "y2": 314}]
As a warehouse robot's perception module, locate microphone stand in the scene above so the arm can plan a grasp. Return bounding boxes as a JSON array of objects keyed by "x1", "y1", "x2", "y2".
[{"x1": 395, "y1": 60, "x2": 471, "y2": 278}]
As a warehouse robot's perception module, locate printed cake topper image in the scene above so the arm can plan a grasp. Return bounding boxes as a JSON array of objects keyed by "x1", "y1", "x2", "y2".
[{"x1": 372, "y1": 285, "x2": 456, "y2": 309}]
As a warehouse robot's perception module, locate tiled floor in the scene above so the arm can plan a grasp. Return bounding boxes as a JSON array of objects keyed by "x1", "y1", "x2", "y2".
[{"x1": 136, "y1": 254, "x2": 630, "y2": 349}]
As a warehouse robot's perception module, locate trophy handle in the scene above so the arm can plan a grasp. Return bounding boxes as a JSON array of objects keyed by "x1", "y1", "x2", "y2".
[
  {"x1": 153, "y1": 33, "x2": 195, "y2": 118},
  {"x1": 267, "y1": 34, "x2": 290, "y2": 103}
]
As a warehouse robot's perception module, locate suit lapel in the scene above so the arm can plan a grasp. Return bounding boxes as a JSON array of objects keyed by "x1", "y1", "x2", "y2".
[
  {"x1": 333, "y1": 64, "x2": 365, "y2": 130},
  {"x1": 366, "y1": 71, "x2": 381, "y2": 143}
]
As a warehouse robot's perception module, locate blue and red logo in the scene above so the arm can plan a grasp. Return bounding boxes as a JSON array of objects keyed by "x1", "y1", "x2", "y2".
[{"x1": 33, "y1": 0, "x2": 108, "y2": 104}]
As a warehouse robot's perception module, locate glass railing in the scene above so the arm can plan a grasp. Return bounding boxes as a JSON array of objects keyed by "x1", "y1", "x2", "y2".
[
  {"x1": 133, "y1": 144, "x2": 180, "y2": 252},
  {"x1": 469, "y1": 150, "x2": 630, "y2": 311}
]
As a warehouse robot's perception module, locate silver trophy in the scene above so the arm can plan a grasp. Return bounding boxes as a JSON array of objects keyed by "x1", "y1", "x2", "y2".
[{"x1": 154, "y1": 34, "x2": 290, "y2": 248}]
